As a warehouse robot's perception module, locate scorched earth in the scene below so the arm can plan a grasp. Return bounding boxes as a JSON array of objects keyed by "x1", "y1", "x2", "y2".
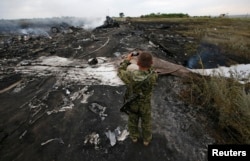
[{"x1": 0, "y1": 17, "x2": 223, "y2": 161}]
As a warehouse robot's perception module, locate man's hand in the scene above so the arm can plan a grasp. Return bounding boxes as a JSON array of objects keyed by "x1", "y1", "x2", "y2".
[
  {"x1": 126, "y1": 53, "x2": 133, "y2": 61},
  {"x1": 122, "y1": 50, "x2": 141, "y2": 61},
  {"x1": 127, "y1": 51, "x2": 140, "y2": 60}
]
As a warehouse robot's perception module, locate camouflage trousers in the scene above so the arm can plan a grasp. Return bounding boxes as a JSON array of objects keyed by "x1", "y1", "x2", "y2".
[{"x1": 128, "y1": 100, "x2": 152, "y2": 142}]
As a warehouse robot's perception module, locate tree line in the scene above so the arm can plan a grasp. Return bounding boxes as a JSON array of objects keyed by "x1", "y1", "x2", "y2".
[{"x1": 140, "y1": 13, "x2": 189, "y2": 18}]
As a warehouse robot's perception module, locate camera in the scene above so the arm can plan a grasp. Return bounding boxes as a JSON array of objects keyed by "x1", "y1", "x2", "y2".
[{"x1": 131, "y1": 51, "x2": 139, "y2": 56}]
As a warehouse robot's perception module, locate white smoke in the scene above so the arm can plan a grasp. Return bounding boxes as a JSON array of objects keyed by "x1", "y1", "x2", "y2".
[
  {"x1": 82, "y1": 17, "x2": 105, "y2": 29},
  {"x1": 0, "y1": 17, "x2": 106, "y2": 38}
]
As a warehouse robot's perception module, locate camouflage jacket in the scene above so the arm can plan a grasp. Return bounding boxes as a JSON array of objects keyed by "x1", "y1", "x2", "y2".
[{"x1": 118, "y1": 60, "x2": 158, "y2": 102}]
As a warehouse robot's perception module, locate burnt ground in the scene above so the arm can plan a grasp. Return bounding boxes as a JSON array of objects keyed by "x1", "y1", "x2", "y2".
[{"x1": 0, "y1": 18, "x2": 245, "y2": 161}]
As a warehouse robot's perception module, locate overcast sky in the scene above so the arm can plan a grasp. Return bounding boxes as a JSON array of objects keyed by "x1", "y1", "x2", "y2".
[{"x1": 1, "y1": 0, "x2": 249, "y2": 19}]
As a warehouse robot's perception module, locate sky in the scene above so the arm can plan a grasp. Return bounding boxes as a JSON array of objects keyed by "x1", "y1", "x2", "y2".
[{"x1": 0, "y1": 0, "x2": 250, "y2": 19}]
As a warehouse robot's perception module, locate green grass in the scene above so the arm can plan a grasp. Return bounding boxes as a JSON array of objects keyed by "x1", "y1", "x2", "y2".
[
  {"x1": 175, "y1": 18, "x2": 250, "y2": 60},
  {"x1": 181, "y1": 74, "x2": 250, "y2": 143},
  {"x1": 174, "y1": 18, "x2": 250, "y2": 143}
]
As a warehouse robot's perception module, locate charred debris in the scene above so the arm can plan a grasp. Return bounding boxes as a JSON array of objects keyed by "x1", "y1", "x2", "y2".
[{"x1": 0, "y1": 16, "x2": 222, "y2": 161}]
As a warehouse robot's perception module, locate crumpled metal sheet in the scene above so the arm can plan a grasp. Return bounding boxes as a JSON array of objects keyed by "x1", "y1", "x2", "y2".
[
  {"x1": 88, "y1": 103, "x2": 108, "y2": 121},
  {"x1": 84, "y1": 132, "x2": 100, "y2": 150},
  {"x1": 105, "y1": 126, "x2": 129, "y2": 146},
  {"x1": 128, "y1": 56, "x2": 191, "y2": 77}
]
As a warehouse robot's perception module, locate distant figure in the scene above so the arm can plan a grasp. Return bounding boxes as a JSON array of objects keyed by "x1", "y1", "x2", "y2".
[{"x1": 118, "y1": 51, "x2": 158, "y2": 146}]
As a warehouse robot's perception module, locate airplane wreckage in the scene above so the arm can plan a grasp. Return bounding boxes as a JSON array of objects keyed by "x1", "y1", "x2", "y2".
[{"x1": 1, "y1": 17, "x2": 247, "y2": 161}]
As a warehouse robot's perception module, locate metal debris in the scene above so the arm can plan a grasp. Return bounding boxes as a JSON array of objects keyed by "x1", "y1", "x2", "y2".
[
  {"x1": 113, "y1": 52, "x2": 121, "y2": 57},
  {"x1": 105, "y1": 126, "x2": 129, "y2": 146},
  {"x1": 0, "y1": 80, "x2": 22, "y2": 94},
  {"x1": 66, "y1": 89, "x2": 70, "y2": 95},
  {"x1": 47, "y1": 95, "x2": 74, "y2": 115},
  {"x1": 88, "y1": 57, "x2": 98, "y2": 65},
  {"x1": 96, "y1": 16, "x2": 119, "y2": 29},
  {"x1": 105, "y1": 130, "x2": 116, "y2": 146},
  {"x1": 117, "y1": 128, "x2": 129, "y2": 141},
  {"x1": 84, "y1": 132, "x2": 100, "y2": 150},
  {"x1": 41, "y1": 138, "x2": 64, "y2": 146},
  {"x1": 19, "y1": 130, "x2": 27, "y2": 139},
  {"x1": 46, "y1": 103, "x2": 74, "y2": 115},
  {"x1": 70, "y1": 86, "x2": 94, "y2": 103},
  {"x1": 88, "y1": 103, "x2": 108, "y2": 120}
]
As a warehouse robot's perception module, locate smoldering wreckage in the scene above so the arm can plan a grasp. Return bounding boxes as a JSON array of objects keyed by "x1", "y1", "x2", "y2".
[{"x1": 0, "y1": 17, "x2": 240, "y2": 161}]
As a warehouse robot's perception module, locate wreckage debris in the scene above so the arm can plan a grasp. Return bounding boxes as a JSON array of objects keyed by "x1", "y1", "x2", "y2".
[
  {"x1": 41, "y1": 138, "x2": 65, "y2": 146},
  {"x1": 105, "y1": 130, "x2": 116, "y2": 146},
  {"x1": 51, "y1": 27, "x2": 59, "y2": 33},
  {"x1": 88, "y1": 57, "x2": 98, "y2": 65},
  {"x1": 88, "y1": 103, "x2": 108, "y2": 121},
  {"x1": 70, "y1": 86, "x2": 94, "y2": 103},
  {"x1": 84, "y1": 132, "x2": 101, "y2": 150},
  {"x1": 128, "y1": 50, "x2": 191, "y2": 77},
  {"x1": 83, "y1": 126, "x2": 129, "y2": 150},
  {"x1": 14, "y1": 56, "x2": 123, "y2": 86},
  {"x1": 19, "y1": 130, "x2": 27, "y2": 139},
  {"x1": 105, "y1": 126, "x2": 129, "y2": 146},
  {"x1": 95, "y1": 16, "x2": 119, "y2": 29}
]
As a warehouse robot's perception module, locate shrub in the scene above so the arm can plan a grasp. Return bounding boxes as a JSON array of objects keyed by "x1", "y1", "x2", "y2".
[{"x1": 181, "y1": 73, "x2": 250, "y2": 143}]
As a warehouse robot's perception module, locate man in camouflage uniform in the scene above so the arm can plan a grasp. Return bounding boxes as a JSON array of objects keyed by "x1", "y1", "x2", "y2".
[{"x1": 118, "y1": 51, "x2": 158, "y2": 146}]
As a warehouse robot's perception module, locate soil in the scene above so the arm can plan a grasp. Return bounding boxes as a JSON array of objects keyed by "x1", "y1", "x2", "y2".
[{"x1": 0, "y1": 18, "x2": 244, "y2": 161}]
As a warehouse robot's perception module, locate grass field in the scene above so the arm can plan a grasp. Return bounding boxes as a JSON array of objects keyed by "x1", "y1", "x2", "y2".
[
  {"x1": 175, "y1": 18, "x2": 250, "y2": 61},
  {"x1": 118, "y1": 17, "x2": 250, "y2": 61},
  {"x1": 167, "y1": 17, "x2": 250, "y2": 144}
]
